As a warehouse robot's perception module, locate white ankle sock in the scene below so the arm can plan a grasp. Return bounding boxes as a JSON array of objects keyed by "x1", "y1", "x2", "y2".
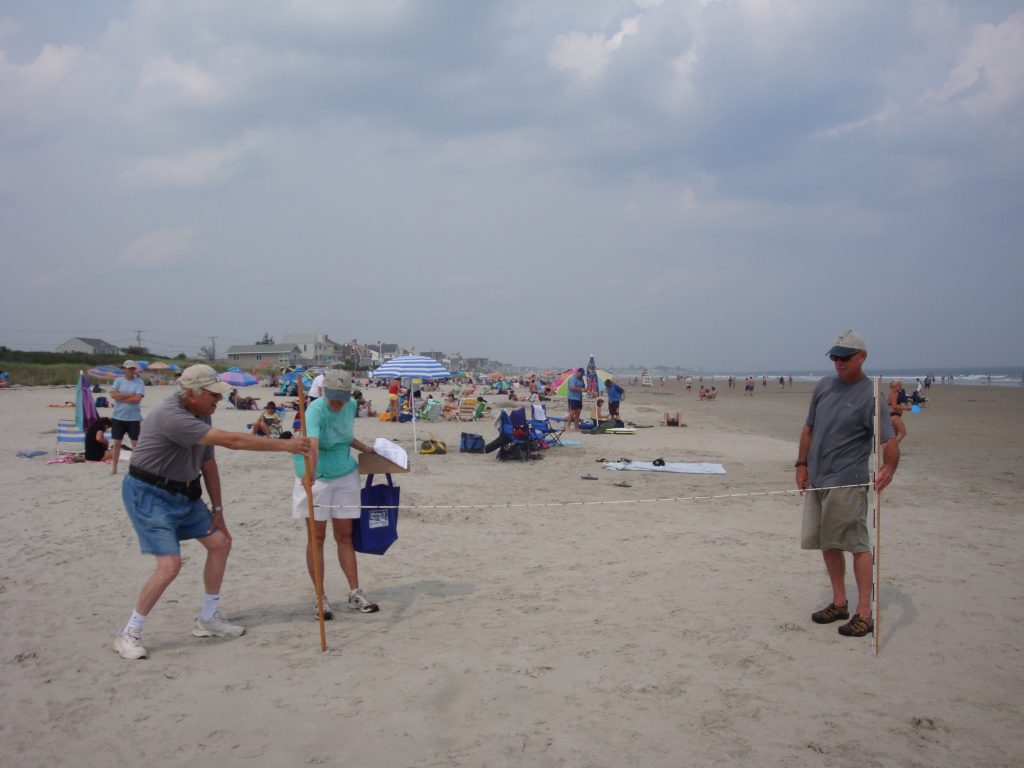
[
  {"x1": 123, "y1": 610, "x2": 146, "y2": 635},
  {"x1": 201, "y1": 594, "x2": 220, "y2": 621}
]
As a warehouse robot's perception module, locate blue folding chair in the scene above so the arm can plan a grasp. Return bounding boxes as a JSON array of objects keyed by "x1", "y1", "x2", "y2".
[{"x1": 530, "y1": 402, "x2": 566, "y2": 447}]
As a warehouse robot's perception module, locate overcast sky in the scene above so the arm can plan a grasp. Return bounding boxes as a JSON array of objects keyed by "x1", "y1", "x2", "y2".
[{"x1": 2, "y1": 1, "x2": 1022, "y2": 371}]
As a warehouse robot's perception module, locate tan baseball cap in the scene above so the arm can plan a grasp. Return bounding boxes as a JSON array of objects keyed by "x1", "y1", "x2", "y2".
[
  {"x1": 178, "y1": 364, "x2": 232, "y2": 395},
  {"x1": 827, "y1": 330, "x2": 867, "y2": 357},
  {"x1": 122, "y1": 360, "x2": 139, "y2": 369}
]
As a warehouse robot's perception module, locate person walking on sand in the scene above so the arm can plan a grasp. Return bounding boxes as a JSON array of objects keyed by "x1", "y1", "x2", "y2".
[
  {"x1": 566, "y1": 367, "x2": 585, "y2": 431},
  {"x1": 113, "y1": 364, "x2": 312, "y2": 660},
  {"x1": 109, "y1": 360, "x2": 145, "y2": 475},
  {"x1": 795, "y1": 331, "x2": 898, "y2": 639},
  {"x1": 291, "y1": 370, "x2": 381, "y2": 620}
]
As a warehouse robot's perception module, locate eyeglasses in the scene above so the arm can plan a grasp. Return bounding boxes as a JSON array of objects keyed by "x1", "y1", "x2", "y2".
[{"x1": 829, "y1": 353, "x2": 859, "y2": 362}]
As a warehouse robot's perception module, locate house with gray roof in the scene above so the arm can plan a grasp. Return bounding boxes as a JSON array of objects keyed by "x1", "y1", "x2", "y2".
[
  {"x1": 225, "y1": 344, "x2": 302, "y2": 370},
  {"x1": 56, "y1": 337, "x2": 122, "y2": 355}
]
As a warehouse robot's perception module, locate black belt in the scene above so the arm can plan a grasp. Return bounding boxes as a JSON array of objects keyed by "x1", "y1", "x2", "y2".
[{"x1": 129, "y1": 465, "x2": 202, "y2": 497}]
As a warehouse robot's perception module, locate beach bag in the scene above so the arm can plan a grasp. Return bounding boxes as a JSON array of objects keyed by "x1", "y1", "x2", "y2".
[
  {"x1": 419, "y1": 438, "x2": 447, "y2": 455},
  {"x1": 354, "y1": 474, "x2": 399, "y2": 555},
  {"x1": 398, "y1": 413, "x2": 413, "y2": 423},
  {"x1": 95, "y1": 396, "x2": 109, "y2": 407},
  {"x1": 460, "y1": 433, "x2": 485, "y2": 453}
]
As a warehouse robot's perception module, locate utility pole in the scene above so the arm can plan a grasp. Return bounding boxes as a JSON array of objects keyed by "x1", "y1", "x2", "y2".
[
  {"x1": 209, "y1": 336, "x2": 217, "y2": 360},
  {"x1": 133, "y1": 329, "x2": 145, "y2": 350}
]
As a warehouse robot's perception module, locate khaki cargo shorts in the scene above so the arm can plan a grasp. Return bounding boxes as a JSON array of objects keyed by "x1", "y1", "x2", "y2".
[{"x1": 801, "y1": 485, "x2": 870, "y2": 553}]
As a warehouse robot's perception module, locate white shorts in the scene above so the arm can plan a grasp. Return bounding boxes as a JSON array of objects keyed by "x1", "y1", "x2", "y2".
[{"x1": 292, "y1": 473, "x2": 361, "y2": 521}]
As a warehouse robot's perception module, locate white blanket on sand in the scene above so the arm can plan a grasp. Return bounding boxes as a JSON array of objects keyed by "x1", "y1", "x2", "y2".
[{"x1": 602, "y1": 461, "x2": 726, "y2": 474}]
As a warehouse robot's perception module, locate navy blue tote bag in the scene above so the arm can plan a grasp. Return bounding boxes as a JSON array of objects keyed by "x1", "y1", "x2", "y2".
[{"x1": 354, "y1": 474, "x2": 399, "y2": 555}]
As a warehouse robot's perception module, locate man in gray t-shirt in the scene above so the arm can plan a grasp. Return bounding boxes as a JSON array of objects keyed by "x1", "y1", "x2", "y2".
[
  {"x1": 113, "y1": 364, "x2": 312, "y2": 661},
  {"x1": 794, "y1": 330, "x2": 898, "y2": 639}
]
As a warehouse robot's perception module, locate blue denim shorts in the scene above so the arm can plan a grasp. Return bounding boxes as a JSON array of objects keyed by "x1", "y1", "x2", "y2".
[{"x1": 122, "y1": 475, "x2": 212, "y2": 556}]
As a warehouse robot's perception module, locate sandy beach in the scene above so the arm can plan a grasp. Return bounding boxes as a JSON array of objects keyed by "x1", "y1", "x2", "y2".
[{"x1": 1, "y1": 377, "x2": 1022, "y2": 767}]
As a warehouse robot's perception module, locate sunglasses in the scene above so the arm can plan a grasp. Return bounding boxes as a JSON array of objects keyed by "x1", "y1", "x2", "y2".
[{"x1": 829, "y1": 352, "x2": 859, "y2": 362}]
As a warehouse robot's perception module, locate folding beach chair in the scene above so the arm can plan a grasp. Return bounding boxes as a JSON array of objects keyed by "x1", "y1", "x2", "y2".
[
  {"x1": 530, "y1": 402, "x2": 566, "y2": 447},
  {"x1": 56, "y1": 419, "x2": 85, "y2": 455},
  {"x1": 486, "y1": 408, "x2": 540, "y2": 461},
  {"x1": 419, "y1": 400, "x2": 442, "y2": 422}
]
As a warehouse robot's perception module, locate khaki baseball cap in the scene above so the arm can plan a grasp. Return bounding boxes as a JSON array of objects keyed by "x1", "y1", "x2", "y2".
[
  {"x1": 122, "y1": 360, "x2": 139, "y2": 369},
  {"x1": 178, "y1": 364, "x2": 232, "y2": 395},
  {"x1": 827, "y1": 330, "x2": 867, "y2": 357}
]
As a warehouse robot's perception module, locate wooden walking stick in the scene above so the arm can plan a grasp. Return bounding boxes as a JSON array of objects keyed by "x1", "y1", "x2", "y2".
[
  {"x1": 872, "y1": 376, "x2": 882, "y2": 655},
  {"x1": 297, "y1": 375, "x2": 328, "y2": 653}
]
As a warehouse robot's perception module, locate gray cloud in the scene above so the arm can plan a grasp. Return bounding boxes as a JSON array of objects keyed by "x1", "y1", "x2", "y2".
[{"x1": 1, "y1": 0, "x2": 1021, "y2": 370}]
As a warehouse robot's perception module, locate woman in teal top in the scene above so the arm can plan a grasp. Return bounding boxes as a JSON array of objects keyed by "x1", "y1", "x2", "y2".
[{"x1": 292, "y1": 370, "x2": 380, "y2": 618}]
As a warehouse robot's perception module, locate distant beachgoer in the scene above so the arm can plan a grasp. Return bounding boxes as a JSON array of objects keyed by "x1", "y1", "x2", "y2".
[
  {"x1": 110, "y1": 360, "x2": 145, "y2": 475},
  {"x1": 0, "y1": 370, "x2": 10, "y2": 388},
  {"x1": 779, "y1": 376, "x2": 785, "y2": 390},
  {"x1": 663, "y1": 411, "x2": 686, "y2": 427},
  {"x1": 788, "y1": 375, "x2": 793, "y2": 387},
  {"x1": 85, "y1": 417, "x2": 114, "y2": 462},
  {"x1": 744, "y1": 376, "x2": 755, "y2": 396},
  {"x1": 796, "y1": 330, "x2": 898, "y2": 640},
  {"x1": 707, "y1": 386, "x2": 718, "y2": 400},
  {"x1": 604, "y1": 378, "x2": 624, "y2": 420},
  {"x1": 307, "y1": 372, "x2": 325, "y2": 402},
  {"x1": 566, "y1": 368, "x2": 585, "y2": 431},
  {"x1": 887, "y1": 380, "x2": 909, "y2": 445},
  {"x1": 388, "y1": 377, "x2": 401, "y2": 421},
  {"x1": 698, "y1": 385, "x2": 706, "y2": 400}
]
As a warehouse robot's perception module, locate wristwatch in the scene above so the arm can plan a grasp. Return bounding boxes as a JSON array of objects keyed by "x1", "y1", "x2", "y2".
[
  {"x1": 794, "y1": 461, "x2": 807, "y2": 467},
  {"x1": 213, "y1": 506, "x2": 224, "y2": 512}
]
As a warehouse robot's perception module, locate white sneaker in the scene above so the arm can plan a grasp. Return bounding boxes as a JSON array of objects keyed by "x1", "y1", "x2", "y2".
[
  {"x1": 314, "y1": 595, "x2": 333, "y2": 621},
  {"x1": 113, "y1": 630, "x2": 147, "y2": 659},
  {"x1": 192, "y1": 611, "x2": 245, "y2": 638},
  {"x1": 347, "y1": 588, "x2": 379, "y2": 613}
]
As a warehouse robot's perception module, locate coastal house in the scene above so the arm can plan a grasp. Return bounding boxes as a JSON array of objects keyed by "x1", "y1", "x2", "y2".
[
  {"x1": 225, "y1": 344, "x2": 302, "y2": 370},
  {"x1": 56, "y1": 337, "x2": 122, "y2": 355},
  {"x1": 281, "y1": 333, "x2": 345, "y2": 366},
  {"x1": 340, "y1": 340, "x2": 379, "y2": 370}
]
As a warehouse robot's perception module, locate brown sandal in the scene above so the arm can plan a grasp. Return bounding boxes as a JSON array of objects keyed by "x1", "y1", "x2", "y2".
[
  {"x1": 838, "y1": 614, "x2": 874, "y2": 637},
  {"x1": 811, "y1": 602, "x2": 849, "y2": 624}
]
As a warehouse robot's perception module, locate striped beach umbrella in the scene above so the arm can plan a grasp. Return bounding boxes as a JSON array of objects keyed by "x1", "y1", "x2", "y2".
[
  {"x1": 370, "y1": 355, "x2": 452, "y2": 451},
  {"x1": 370, "y1": 355, "x2": 451, "y2": 381}
]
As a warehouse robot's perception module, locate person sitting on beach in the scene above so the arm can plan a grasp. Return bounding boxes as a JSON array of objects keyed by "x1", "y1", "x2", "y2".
[
  {"x1": 706, "y1": 386, "x2": 718, "y2": 400},
  {"x1": 698, "y1": 385, "x2": 707, "y2": 400},
  {"x1": 663, "y1": 411, "x2": 687, "y2": 427},
  {"x1": 252, "y1": 401, "x2": 283, "y2": 438},
  {"x1": 229, "y1": 389, "x2": 258, "y2": 410},
  {"x1": 353, "y1": 390, "x2": 377, "y2": 418},
  {"x1": 85, "y1": 417, "x2": 114, "y2": 462}
]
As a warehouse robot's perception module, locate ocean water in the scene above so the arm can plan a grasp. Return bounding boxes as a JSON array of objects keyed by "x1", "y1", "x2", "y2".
[{"x1": 703, "y1": 367, "x2": 1023, "y2": 388}]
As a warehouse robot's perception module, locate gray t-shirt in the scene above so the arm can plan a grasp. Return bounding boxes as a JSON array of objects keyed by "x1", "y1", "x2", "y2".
[
  {"x1": 129, "y1": 395, "x2": 214, "y2": 482},
  {"x1": 805, "y1": 375, "x2": 894, "y2": 488}
]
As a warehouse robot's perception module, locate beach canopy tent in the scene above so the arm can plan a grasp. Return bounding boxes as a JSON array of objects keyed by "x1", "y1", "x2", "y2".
[
  {"x1": 552, "y1": 368, "x2": 613, "y2": 398},
  {"x1": 371, "y1": 355, "x2": 452, "y2": 450}
]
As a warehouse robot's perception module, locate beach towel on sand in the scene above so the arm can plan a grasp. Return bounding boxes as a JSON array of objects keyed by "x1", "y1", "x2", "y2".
[{"x1": 602, "y1": 461, "x2": 726, "y2": 474}]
